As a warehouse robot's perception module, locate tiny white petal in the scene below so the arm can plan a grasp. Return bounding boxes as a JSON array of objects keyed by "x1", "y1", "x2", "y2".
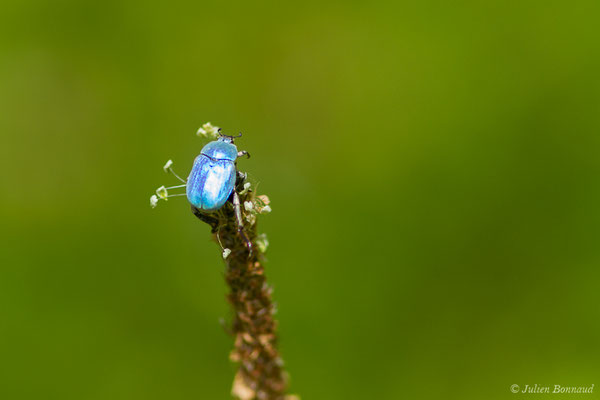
[
  {"x1": 261, "y1": 205, "x2": 272, "y2": 214},
  {"x1": 244, "y1": 201, "x2": 254, "y2": 211},
  {"x1": 163, "y1": 159, "x2": 173, "y2": 172},
  {"x1": 150, "y1": 195, "x2": 158, "y2": 208},
  {"x1": 238, "y1": 181, "x2": 251, "y2": 196},
  {"x1": 222, "y1": 248, "x2": 232, "y2": 259},
  {"x1": 256, "y1": 233, "x2": 269, "y2": 253},
  {"x1": 196, "y1": 127, "x2": 207, "y2": 137}
]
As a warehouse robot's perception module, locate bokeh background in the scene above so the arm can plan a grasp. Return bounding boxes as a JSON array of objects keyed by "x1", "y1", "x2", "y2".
[{"x1": 1, "y1": 0, "x2": 600, "y2": 399}]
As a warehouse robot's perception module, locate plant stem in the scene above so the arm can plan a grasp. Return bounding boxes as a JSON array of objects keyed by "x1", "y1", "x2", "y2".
[{"x1": 191, "y1": 188, "x2": 288, "y2": 400}]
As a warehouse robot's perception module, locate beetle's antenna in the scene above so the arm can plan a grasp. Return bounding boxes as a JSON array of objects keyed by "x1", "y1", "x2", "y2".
[{"x1": 218, "y1": 129, "x2": 243, "y2": 140}]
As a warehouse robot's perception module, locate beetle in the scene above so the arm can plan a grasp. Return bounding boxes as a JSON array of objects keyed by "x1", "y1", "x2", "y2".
[
  {"x1": 186, "y1": 132, "x2": 248, "y2": 211},
  {"x1": 186, "y1": 131, "x2": 251, "y2": 252},
  {"x1": 151, "y1": 129, "x2": 252, "y2": 253}
]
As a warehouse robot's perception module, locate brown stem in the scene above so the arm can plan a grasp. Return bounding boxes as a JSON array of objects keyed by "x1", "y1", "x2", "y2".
[{"x1": 192, "y1": 190, "x2": 288, "y2": 400}]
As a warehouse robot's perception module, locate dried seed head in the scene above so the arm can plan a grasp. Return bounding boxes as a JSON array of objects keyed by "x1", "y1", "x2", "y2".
[
  {"x1": 257, "y1": 195, "x2": 270, "y2": 205},
  {"x1": 232, "y1": 371, "x2": 256, "y2": 400},
  {"x1": 255, "y1": 195, "x2": 272, "y2": 213}
]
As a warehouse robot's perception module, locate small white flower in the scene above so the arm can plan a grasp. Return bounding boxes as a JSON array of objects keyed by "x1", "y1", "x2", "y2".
[
  {"x1": 239, "y1": 182, "x2": 251, "y2": 195},
  {"x1": 150, "y1": 195, "x2": 158, "y2": 208},
  {"x1": 222, "y1": 248, "x2": 232, "y2": 259},
  {"x1": 196, "y1": 122, "x2": 220, "y2": 139},
  {"x1": 256, "y1": 233, "x2": 269, "y2": 253},
  {"x1": 260, "y1": 205, "x2": 272, "y2": 214},
  {"x1": 156, "y1": 185, "x2": 168, "y2": 200},
  {"x1": 163, "y1": 159, "x2": 173, "y2": 172},
  {"x1": 244, "y1": 201, "x2": 254, "y2": 212},
  {"x1": 245, "y1": 213, "x2": 256, "y2": 225}
]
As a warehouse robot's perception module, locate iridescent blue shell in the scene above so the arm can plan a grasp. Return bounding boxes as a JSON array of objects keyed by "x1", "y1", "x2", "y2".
[{"x1": 186, "y1": 138, "x2": 237, "y2": 211}]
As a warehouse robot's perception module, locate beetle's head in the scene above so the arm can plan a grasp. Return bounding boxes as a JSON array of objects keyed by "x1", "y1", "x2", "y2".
[{"x1": 217, "y1": 129, "x2": 242, "y2": 144}]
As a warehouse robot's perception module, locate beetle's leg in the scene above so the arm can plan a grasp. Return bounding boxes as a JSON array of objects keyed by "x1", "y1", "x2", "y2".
[
  {"x1": 235, "y1": 171, "x2": 247, "y2": 190},
  {"x1": 236, "y1": 170, "x2": 247, "y2": 182},
  {"x1": 191, "y1": 205, "x2": 220, "y2": 232},
  {"x1": 232, "y1": 191, "x2": 252, "y2": 256},
  {"x1": 237, "y1": 150, "x2": 250, "y2": 159}
]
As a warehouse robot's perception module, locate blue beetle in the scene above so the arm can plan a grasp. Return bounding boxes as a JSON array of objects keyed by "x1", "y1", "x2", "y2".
[
  {"x1": 151, "y1": 129, "x2": 251, "y2": 252},
  {"x1": 186, "y1": 131, "x2": 251, "y2": 251},
  {"x1": 186, "y1": 135, "x2": 243, "y2": 211}
]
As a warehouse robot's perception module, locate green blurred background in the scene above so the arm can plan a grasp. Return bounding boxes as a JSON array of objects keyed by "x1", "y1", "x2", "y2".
[{"x1": 1, "y1": 0, "x2": 599, "y2": 399}]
